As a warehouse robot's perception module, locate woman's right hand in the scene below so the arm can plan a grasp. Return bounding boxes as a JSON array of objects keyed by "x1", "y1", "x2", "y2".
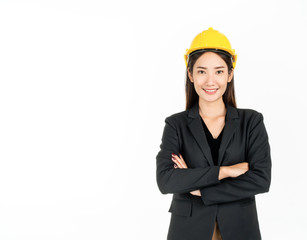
[{"x1": 219, "y1": 162, "x2": 249, "y2": 180}]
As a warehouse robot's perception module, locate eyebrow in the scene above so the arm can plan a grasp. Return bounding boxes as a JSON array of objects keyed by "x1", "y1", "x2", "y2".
[{"x1": 196, "y1": 66, "x2": 225, "y2": 69}]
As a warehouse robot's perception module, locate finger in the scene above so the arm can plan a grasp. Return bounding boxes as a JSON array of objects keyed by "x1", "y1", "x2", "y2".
[
  {"x1": 172, "y1": 155, "x2": 185, "y2": 168},
  {"x1": 175, "y1": 156, "x2": 186, "y2": 169},
  {"x1": 174, "y1": 164, "x2": 178, "y2": 168},
  {"x1": 171, "y1": 155, "x2": 179, "y2": 164},
  {"x1": 172, "y1": 158, "x2": 183, "y2": 168},
  {"x1": 178, "y1": 153, "x2": 188, "y2": 168}
]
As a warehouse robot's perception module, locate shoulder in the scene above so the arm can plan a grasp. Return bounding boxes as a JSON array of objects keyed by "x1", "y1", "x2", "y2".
[
  {"x1": 236, "y1": 107, "x2": 263, "y2": 119},
  {"x1": 163, "y1": 109, "x2": 190, "y2": 127},
  {"x1": 235, "y1": 107, "x2": 265, "y2": 129},
  {"x1": 165, "y1": 109, "x2": 189, "y2": 121}
]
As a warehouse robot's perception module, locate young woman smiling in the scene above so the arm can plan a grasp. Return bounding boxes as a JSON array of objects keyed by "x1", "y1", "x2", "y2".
[{"x1": 156, "y1": 27, "x2": 271, "y2": 240}]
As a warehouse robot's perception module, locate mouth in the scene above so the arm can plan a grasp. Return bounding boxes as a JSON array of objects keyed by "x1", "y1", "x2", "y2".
[{"x1": 203, "y1": 88, "x2": 218, "y2": 94}]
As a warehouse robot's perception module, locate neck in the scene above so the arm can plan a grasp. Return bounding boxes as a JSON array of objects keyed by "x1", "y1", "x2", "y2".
[{"x1": 198, "y1": 99, "x2": 226, "y2": 118}]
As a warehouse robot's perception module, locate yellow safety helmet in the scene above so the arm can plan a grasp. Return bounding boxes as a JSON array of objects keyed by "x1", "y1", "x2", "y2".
[{"x1": 184, "y1": 27, "x2": 237, "y2": 69}]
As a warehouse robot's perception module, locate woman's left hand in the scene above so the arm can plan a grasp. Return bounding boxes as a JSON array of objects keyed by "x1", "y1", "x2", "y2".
[{"x1": 172, "y1": 153, "x2": 201, "y2": 197}]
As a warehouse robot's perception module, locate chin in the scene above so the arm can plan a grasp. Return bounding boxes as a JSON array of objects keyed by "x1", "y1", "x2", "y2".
[{"x1": 200, "y1": 95, "x2": 223, "y2": 103}]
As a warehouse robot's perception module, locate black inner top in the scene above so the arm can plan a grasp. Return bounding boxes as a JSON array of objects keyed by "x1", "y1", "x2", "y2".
[{"x1": 200, "y1": 116, "x2": 224, "y2": 166}]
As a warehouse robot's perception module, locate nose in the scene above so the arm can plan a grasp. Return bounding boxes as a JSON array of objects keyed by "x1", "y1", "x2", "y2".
[{"x1": 206, "y1": 72, "x2": 215, "y2": 85}]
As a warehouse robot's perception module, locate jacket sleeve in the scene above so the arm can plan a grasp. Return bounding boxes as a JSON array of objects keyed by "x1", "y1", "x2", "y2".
[
  {"x1": 156, "y1": 116, "x2": 221, "y2": 194},
  {"x1": 200, "y1": 112, "x2": 272, "y2": 206}
]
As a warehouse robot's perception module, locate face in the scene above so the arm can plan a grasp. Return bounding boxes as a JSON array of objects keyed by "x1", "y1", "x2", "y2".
[{"x1": 188, "y1": 52, "x2": 234, "y2": 104}]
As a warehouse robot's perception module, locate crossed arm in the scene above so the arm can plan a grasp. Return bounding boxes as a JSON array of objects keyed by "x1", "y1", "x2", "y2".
[
  {"x1": 156, "y1": 114, "x2": 271, "y2": 206},
  {"x1": 171, "y1": 153, "x2": 249, "y2": 196}
]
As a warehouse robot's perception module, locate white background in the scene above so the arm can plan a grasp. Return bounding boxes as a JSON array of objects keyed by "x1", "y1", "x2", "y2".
[{"x1": 0, "y1": 0, "x2": 306, "y2": 239}]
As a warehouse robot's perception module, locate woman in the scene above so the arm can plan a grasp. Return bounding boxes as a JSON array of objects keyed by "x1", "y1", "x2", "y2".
[{"x1": 156, "y1": 27, "x2": 271, "y2": 240}]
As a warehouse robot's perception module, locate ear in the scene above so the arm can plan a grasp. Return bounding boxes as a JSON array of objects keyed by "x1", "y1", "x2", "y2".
[
  {"x1": 188, "y1": 68, "x2": 193, "y2": 83},
  {"x1": 228, "y1": 69, "x2": 234, "y2": 83}
]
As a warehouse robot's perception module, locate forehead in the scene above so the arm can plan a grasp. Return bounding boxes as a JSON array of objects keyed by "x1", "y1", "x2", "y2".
[{"x1": 194, "y1": 52, "x2": 226, "y2": 67}]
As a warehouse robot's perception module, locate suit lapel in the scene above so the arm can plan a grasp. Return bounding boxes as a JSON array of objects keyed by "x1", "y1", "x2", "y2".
[
  {"x1": 187, "y1": 102, "x2": 239, "y2": 166},
  {"x1": 218, "y1": 106, "x2": 239, "y2": 165},
  {"x1": 188, "y1": 114, "x2": 214, "y2": 166}
]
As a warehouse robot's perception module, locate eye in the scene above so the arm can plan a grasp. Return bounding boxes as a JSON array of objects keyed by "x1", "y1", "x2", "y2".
[
  {"x1": 198, "y1": 70, "x2": 205, "y2": 74},
  {"x1": 216, "y1": 70, "x2": 223, "y2": 74}
]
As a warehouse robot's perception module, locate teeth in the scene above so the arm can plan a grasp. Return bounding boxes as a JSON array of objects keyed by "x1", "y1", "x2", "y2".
[{"x1": 205, "y1": 89, "x2": 217, "y2": 92}]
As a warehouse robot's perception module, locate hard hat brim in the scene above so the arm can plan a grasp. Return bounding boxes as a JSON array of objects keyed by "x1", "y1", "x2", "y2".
[
  {"x1": 188, "y1": 48, "x2": 233, "y2": 59},
  {"x1": 184, "y1": 48, "x2": 237, "y2": 69}
]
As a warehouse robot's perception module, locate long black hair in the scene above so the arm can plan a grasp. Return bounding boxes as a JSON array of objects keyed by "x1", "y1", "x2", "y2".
[{"x1": 185, "y1": 49, "x2": 237, "y2": 110}]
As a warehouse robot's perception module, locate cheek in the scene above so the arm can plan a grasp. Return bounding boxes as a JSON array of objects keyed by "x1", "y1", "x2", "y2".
[
  {"x1": 215, "y1": 79, "x2": 229, "y2": 94},
  {"x1": 194, "y1": 77, "x2": 206, "y2": 85},
  {"x1": 193, "y1": 82, "x2": 202, "y2": 91},
  {"x1": 192, "y1": 77, "x2": 204, "y2": 87},
  {"x1": 218, "y1": 76, "x2": 229, "y2": 87},
  {"x1": 193, "y1": 82, "x2": 205, "y2": 95}
]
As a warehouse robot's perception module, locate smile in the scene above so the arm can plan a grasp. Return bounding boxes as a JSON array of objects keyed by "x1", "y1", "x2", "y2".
[{"x1": 203, "y1": 88, "x2": 218, "y2": 94}]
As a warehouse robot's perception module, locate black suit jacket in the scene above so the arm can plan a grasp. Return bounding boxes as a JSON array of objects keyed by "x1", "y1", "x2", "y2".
[{"x1": 156, "y1": 102, "x2": 271, "y2": 240}]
